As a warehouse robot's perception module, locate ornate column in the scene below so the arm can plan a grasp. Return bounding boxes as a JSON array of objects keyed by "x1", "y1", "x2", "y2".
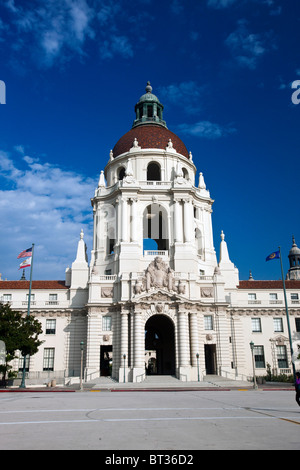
[
  {"x1": 115, "y1": 197, "x2": 121, "y2": 244},
  {"x1": 174, "y1": 199, "x2": 183, "y2": 243},
  {"x1": 133, "y1": 310, "x2": 145, "y2": 381},
  {"x1": 178, "y1": 309, "x2": 190, "y2": 378},
  {"x1": 119, "y1": 309, "x2": 129, "y2": 382},
  {"x1": 183, "y1": 198, "x2": 193, "y2": 243},
  {"x1": 190, "y1": 311, "x2": 199, "y2": 367},
  {"x1": 121, "y1": 197, "x2": 128, "y2": 242},
  {"x1": 130, "y1": 197, "x2": 138, "y2": 243}
]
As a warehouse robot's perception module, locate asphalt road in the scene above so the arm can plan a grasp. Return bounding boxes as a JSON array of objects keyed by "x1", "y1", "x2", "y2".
[{"x1": 0, "y1": 389, "x2": 299, "y2": 451}]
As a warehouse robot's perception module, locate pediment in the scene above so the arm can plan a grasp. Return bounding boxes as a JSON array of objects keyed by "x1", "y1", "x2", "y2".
[
  {"x1": 270, "y1": 334, "x2": 289, "y2": 345},
  {"x1": 132, "y1": 288, "x2": 181, "y2": 303}
]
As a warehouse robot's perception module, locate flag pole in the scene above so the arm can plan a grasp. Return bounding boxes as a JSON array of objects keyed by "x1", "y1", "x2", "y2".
[
  {"x1": 20, "y1": 243, "x2": 34, "y2": 389},
  {"x1": 278, "y1": 246, "x2": 297, "y2": 389},
  {"x1": 27, "y1": 243, "x2": 34, "y2": 317}
]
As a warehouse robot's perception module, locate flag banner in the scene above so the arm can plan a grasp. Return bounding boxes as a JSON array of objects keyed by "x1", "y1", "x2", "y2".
[
  {"x1": 17, "y1": 247, "x2": 32, "y2": 259},
  {"x1": 266, "y1": 250, "x2": 280, "y2": 261},
  {"x1": 19, "y1": 257, "x2": 31, "y2": 269}
]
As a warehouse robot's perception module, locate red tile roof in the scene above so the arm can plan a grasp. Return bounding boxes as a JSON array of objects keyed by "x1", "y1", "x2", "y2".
[
  {"x1": 238, "y1": 280, "x2": 300, "y2": 289},
  {"x1": 0, "y1": 280, "x2": 67, "y2": 290},
  {"x1": 113, "y1": 124, "x2": 190, "y2": 159}
]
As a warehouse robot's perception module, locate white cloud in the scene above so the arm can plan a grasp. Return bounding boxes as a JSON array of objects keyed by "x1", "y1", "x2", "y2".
[
  {"x1": 207, "y1": 0, "x2": 237, "y2": 8},
  {"x1": 2, "y1": 0, "x2": 136, "y2": 67},
  {"x1": 0, "y1": 149, "x2": 96, "y2": 280},
  {"x1": 225, "y1": 19, "x2": 275, "y2": 70},
  {"x1": 99, "y1": 35, "x2": 134, "y2": 60},
  {"x1": 159, "y1": 81, "x2": 206, "y2": 114},
  {"x1": 177, "y1": 120, "x2": 236, "y2": 139}
]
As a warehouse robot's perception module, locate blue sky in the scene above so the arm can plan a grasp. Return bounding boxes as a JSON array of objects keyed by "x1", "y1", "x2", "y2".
[{"x1": 0, "y1": 0, "x2": 299, "y2": 281}]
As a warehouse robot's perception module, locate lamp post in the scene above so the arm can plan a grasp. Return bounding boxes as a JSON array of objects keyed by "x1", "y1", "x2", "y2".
[
  {"x1": 196, "y1": 353, "x2": 200, "y2": 382},
  {"x1": 123, "y1": 354, "x2": 126, "y2": 383},
  {"x1": 80, "y1": 341, "x2": 84, "y2": 391},
  {"x1": 250, "y1": 341, "x2": 258, "y2": 390}
]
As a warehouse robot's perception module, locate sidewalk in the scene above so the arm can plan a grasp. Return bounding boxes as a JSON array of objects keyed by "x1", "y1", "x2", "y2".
[{"x1": 0, "y1": 375, "x2": 295, "y2": 392}]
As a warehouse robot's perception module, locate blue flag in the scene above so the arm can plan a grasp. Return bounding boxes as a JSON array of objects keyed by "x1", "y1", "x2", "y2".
[{"x1": 266, "y1": 250, "x2": 280, "y2": 261}]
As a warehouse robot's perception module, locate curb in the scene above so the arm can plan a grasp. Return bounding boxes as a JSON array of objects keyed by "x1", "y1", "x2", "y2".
[{"x1": 0, "y1": 388, "x2": 76, "y2": 393}]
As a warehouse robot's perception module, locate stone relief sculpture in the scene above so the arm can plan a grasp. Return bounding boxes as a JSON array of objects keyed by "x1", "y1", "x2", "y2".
[{"x1": 134, "y1": 257, "x2": 185, "y2": 295}]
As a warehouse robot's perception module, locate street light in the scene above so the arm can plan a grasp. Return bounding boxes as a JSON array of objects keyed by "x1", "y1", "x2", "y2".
[
  {"x1": 123, "y1": 354, "x2": 126, "y2": 383},
  {"x1": 249, "y1": 341, "x2": 258, "y2": 390},
  {"x1": 196, "y1": 353, "x2": 200, "y2": 382},
  {"x1": 80, "y1": 341, "x2": 84, "y2": 391}
]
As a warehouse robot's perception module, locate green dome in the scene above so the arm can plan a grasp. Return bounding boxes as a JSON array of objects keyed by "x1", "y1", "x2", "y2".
[
  {"x1": 137, "y1": 82, "x2": 160, "y2": 104},
  {"x1": 133, "y1": 82, "x2": 166, "y2": 128}
]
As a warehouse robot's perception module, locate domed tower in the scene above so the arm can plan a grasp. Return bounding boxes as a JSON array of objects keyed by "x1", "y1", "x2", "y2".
[
  {"x1": 90, "y1": 82, "x2": 217, "y2": 277},
  {"x1": 86, "y1": 83, "x2": 231, "y2": 383},
  {"x1": 286, "y1": 236, "x2": 300, "y2": 280}
]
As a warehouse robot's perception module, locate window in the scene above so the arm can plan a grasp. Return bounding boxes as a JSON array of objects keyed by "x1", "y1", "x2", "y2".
[
  {"x1": 273, "y1": 317, "x2": 283, "y2": 332},
  {"x1": 43, "y1": 348, "x2": 55, "y2": 371},
  {"x1": 118, "y1": 167, "x2": 126, "y2": 180},
  {"x1": 2, "y1": 294, "x2": 11, "y2": 302},
  {"x1": 26, "y1": 293, "x2": 35, "y2": 301},
  {"x1": 291, "y1": 293, "x2": 299, "y2": 303},
  {"x1": 204, "y1": 315, "x2": 213, "y2": 330},
  {"x1": 147, "y1": 162, "x2": 161, "y2": 181},
  {"x1": 269, "y1": 293, "x2": 278, "y2": 303},
  {"x1": 102, "y1": 316, "x2": 112, "y2": 331},
  {"x1": 253, "y1": 346, "x2": 265, "y2": 368},
  {"x1": 48, "y1": 294, "x2": 58, "y2": 304},
  {"x1": 147, "y1": 105, "x2": 153, "y2": 118},
  {"x1": 276, "y1": 345, "x2": 288, "y2": 369},
  {"x1": 295, "y1": 318, "x2": 300, "y2": 332},
  {"x1": 251, "y1": 318, "x2": 262, "y2": 332},
  {"x1": 46, "y1": 319, "x2": 56, "y2": 335},
  {"x1": 248, "y1": 293, "x2": 258, "y2": 303}
]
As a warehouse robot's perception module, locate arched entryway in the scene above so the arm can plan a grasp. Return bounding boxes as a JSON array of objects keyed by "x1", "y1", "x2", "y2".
[{"x1": 145, "y1": 315, "x2": 175, "y2": 375}]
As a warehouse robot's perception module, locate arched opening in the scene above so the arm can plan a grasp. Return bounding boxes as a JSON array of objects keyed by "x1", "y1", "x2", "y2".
[
  {"x1": 118, "y1": 166, "x2": 126, "y2": 180},
  {"x1": 182, "y1": 167, "x2": 188, "y2": 179},
  {"x1": 145, "y1": 315, "x2": 175, "y2": 375},
  {"x1": 143, "y1": 204, "x2": 168, "y2": 251},
  {"x1": 147, "y1": 162, "x2": 161, "y2": 181}
]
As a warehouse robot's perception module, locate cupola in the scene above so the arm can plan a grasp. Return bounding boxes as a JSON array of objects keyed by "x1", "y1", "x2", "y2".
[{"x1": 132, "y1": 81, "x2": 166, "y2": 128}]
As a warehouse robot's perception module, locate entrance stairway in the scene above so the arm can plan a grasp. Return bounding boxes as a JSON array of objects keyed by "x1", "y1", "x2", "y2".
[{"x1": 87, "y1": 374, "x2": 251, "y2": 390}]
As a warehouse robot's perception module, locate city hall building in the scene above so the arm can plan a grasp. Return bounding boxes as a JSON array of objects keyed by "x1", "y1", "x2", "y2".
[{"x1": 1, "y1": 83, "x2": 300, "y2": 385}]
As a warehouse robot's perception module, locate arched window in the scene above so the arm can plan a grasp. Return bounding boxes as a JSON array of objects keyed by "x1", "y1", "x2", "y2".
[
  {"x1": 118, "y1": 166, "x2": 126, "y2": 180},
  {"x1": 182, "y1": 168, "x2": 188, "y2": 179},
  {"x1": 147, "y1": 162, "x2": 161, "y2": 181},
  {"x1": 143, "y1": 204, "x2": 168, "y2": 251}
]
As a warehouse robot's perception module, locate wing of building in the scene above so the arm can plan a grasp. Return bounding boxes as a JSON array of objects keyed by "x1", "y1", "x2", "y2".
[{"x1": 1, "y1": 83, "x2": 300, "y2": 385}]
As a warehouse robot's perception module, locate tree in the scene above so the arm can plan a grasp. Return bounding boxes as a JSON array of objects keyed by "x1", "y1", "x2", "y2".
[{"x1": 0, "y1": 303, "x2": 43, "y2": 385}]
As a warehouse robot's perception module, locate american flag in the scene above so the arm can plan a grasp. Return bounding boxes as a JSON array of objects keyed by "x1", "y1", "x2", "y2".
[{"x1": 17, "y1": 247, "x2": 32, "y2": 259}]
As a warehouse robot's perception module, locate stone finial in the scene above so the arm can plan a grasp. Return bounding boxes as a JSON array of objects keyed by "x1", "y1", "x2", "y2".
[
  {"x1": 98, "y1": 170, "x2": 106, "y2": 187},
  {"x1": 145, "y1": 81, "x2": 152, "y2": 93},
  {"x1": 198, "y1": 172, "x2": 206, "y2": 190}
]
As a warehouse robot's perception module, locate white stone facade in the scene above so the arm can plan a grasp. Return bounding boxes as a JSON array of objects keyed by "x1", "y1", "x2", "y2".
[{"x1": 1, "y1": 84, "x2": 299, "y2": 385}]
